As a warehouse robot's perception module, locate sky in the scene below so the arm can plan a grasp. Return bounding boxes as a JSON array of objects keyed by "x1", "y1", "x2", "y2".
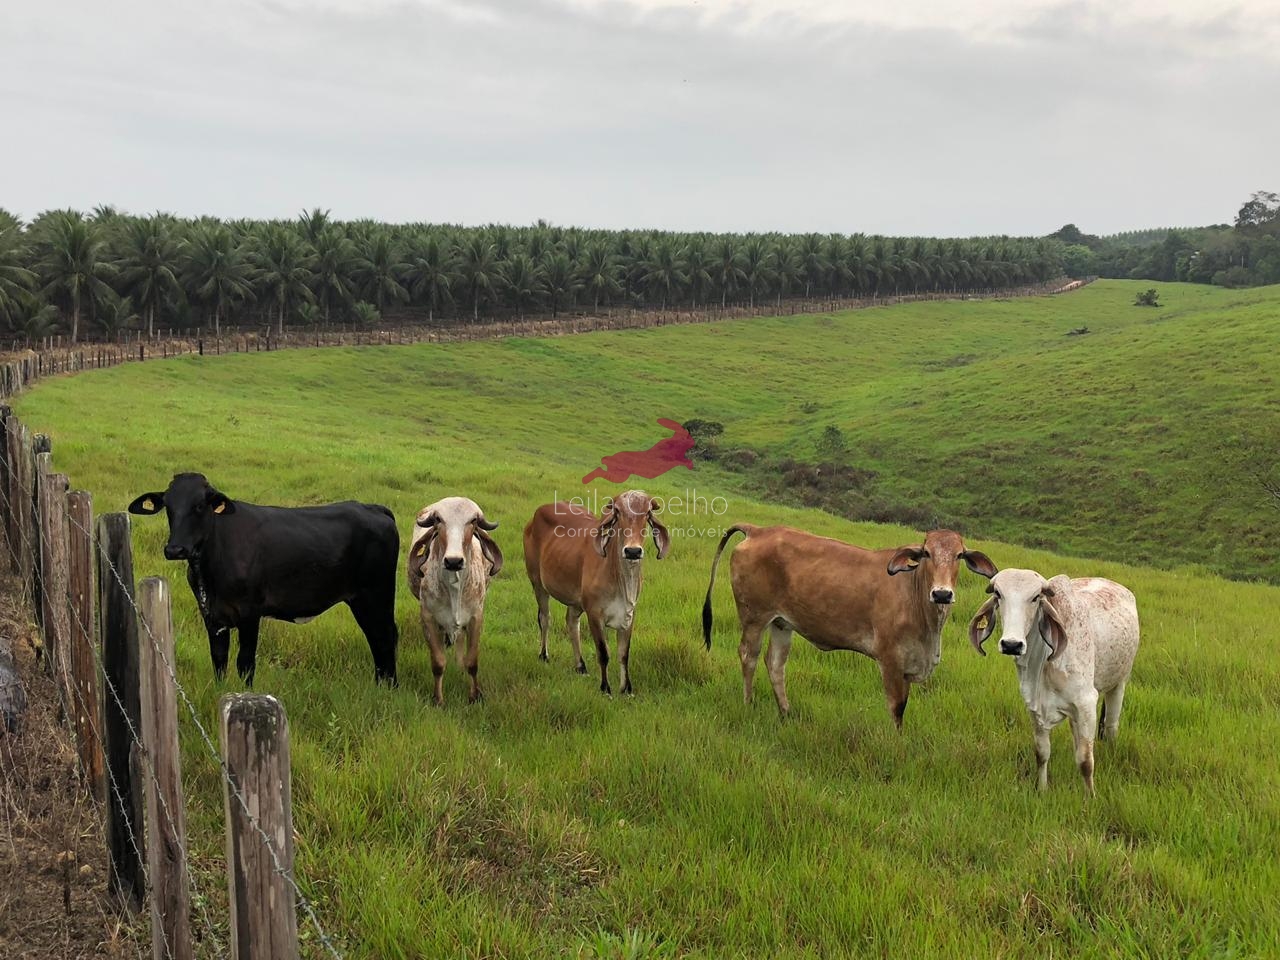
[{"x1": 1, "y1": 0, "x2": 1277, "y2": 236}]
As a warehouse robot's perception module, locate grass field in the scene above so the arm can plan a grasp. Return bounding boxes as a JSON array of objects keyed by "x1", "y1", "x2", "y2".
[{"x1": 12, "y1": 279, "x2": 1280, "y2": 958}]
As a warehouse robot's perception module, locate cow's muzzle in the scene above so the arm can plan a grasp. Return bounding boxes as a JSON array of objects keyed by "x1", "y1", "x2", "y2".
[
  {"x1": 930, "y1": 588, "x2": 954, "y2": 604},
  {"x1": 623, "y1": 546, "x2": 643, "y2": 561},
  {"x1": 999, "y1": 638, "x2": 1026, "y2": 657},
  {"x1": 443, "y1": 556, "x2": 465, "y2": 572},
  {"x1": 164, "y1": 544, "x2": 195, "y2": 561}
]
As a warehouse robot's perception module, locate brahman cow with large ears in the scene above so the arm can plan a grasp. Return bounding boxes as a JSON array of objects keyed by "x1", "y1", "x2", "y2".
[
  {"x1": 523, "y1": 490, "x2": 670, "y2": 696},
  {"x1": 703, "y1": 525, "x2": 997, "y2": 727},
  {"x1": 969, "y1": 569, "x2": 1139, "y2": 792},
  {"x1": 407, "y1": 497, "x2": 503, "y2": 705}
]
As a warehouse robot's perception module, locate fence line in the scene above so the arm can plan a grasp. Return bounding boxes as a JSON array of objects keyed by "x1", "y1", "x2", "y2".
[
  {"x1": 0, "y1": 277, "x2": 1092, "y2": 400},
  {"x1": 0, "y1": 411, "x2": 339, "y2": 958}
]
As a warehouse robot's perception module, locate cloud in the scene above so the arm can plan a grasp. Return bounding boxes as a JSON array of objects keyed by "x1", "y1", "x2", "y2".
[{"x1": 0, "y1": 0, "x2": 1274, "y2": 234}]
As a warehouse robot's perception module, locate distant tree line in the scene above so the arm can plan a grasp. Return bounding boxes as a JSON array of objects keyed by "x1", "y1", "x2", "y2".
[
  {"x1": 0, "y1": 206, "x2": 1066, "y2": 343},
  {"x1": 1051, "y1": 190, "x2": 1280, "y2": 289}
]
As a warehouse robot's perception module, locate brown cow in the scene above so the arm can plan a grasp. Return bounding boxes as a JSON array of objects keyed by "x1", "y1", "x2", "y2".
[
  {"x1": 702, "y1": 524, "x2": 997, "y2": 727},
  {"x1": 523, "y1": 490, "x2": 670, "y2": 695}
]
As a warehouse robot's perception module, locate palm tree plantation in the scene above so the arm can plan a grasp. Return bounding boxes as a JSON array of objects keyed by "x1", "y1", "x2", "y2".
[{"x1": 0, "y1": 207, "x2": 1068, "y2": 342}]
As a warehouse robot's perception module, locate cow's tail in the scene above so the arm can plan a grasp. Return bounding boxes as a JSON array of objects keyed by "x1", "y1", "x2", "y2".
[{"x1": 702, "y1": 524, "x2": 754, "y2": 650}]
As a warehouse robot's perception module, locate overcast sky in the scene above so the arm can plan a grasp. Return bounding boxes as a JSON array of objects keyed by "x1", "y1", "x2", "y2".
[{"x1": 2, "y1": 0, "x2": 1276, "y2": 236}]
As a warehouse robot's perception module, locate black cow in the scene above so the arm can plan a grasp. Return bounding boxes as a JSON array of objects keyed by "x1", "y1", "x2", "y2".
[{"x1": 128, "y1": 473, "x2": 400, "y2": 685}]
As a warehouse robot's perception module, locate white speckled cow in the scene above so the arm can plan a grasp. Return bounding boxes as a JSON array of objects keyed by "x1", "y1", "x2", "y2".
[{"x1": 968, "y1": 569, "x2": 1139, "y2": 793}]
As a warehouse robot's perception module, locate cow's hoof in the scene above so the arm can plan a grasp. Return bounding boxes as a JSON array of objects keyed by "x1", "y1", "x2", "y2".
[
  {"x1": 600, "y1": 683, "x2": 612, "y2": 696},
  {"x1": 575, "y1": 661, "x2": 587, "y2": 675},
  {"x1": 468, "y1": 692, "x2": 484, "y2": 705},
  {"x1": 538, "y1": 651, "x2": 549, "y2": 663}
]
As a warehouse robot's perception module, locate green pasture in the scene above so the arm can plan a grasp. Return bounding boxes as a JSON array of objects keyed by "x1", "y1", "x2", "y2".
[{"x1": 12, "y1": 279, "x2": 1280, "y2": 958}]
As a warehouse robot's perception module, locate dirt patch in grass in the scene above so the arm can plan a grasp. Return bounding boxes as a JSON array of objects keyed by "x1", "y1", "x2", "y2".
[{"x1": 0, "y1": 574, "x2": 142, "y2": 959}]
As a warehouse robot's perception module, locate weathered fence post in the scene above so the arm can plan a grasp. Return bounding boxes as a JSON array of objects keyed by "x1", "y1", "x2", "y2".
[
  {"x1": 97, "y1": 511, "x2": 146, "y2": 910},
  {"x1": 37, "y1": 466, "x2": 72, "y2": 705},
  {"x1": 7, "y1": 421, "x2": 35, "y2": 591},
  {"x1": 221, "y1": 693, "x2": 299, "y2": 960},
  {"x1": 67, "y1": 490, "x2": 105, "y2": 800},
  {"x1": 29, "y1": 434, "x2": 50, "y2": 621},
  {"x1": 138, "y1": 577, "x2": 193, "y2": 960},
  {"x1": 0, "y1": 405, "x2": 9, "y2": 560}
]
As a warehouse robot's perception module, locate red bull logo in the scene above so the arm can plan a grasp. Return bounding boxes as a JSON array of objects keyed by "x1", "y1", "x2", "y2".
[{"x1": 582, "y1": 418, "x2": 696, "y2": 484}]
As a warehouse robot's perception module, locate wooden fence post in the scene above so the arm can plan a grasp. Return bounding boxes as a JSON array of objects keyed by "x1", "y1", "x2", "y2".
[
  {"x1": 9, "y1": 422, "x2": 35, "y2": 595},
  {"x1": 0, "y1": 405, "x2": 9, "y2": 560},
  {"x1": 29, "y1": 435, "x2": 50, "y2": 622},
  {"x1": 138, "y1": 577, "x2": 193, "y2": 960},
  {"x1": 67, "y1": 490, "x2": 105, "y2": 800},
  {"x1": 4, "y1": 417, "x2": 21, "y2": 573},
  {"x1": 37, "y1": 467, "x2": 71, "y2": 705},
  {"x1": 221, "y1": 693, "x2": 298, "y2": 960},
  {"x1": 97, "y1": 511, "x2": 146, "y2": 911}
]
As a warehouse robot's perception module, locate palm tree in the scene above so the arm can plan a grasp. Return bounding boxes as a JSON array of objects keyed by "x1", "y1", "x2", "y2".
[
  {"x1": 95, "y1": 293, "x2": 140, "y2": 339},
  {"x1": 31, "y1": 211, "x2": 114, "y2": 342},
  {"x1": 712, "y1": 237, "x2": 745, "y2": 306},
  {"x1": 684, "y1": 239, "x2": 713, "y2": 307},
  {"x1": 740, "y1": 236, "x2": 774, "y2": 308},
  {"x1": 0, "y1": 213, "x2": 35, "y2": 329},
  {"x1": 540, "y1": 252, "x2": 581, "y2": 319},
  {"x1": 350, "y1": 301, "x2": 381, "y2": 326},
  {"x1": 248, "y1": 225, "x2": 315, "y2": 334},
  {"x1": 183, "y1": 224, "x2": 255, "y2": 335},
  {"x1": 772, "y1": 237, "x2": 803, "y2": 307},
  {"x1": 114, "y1": 216, "x2": 186, "y2": 337},
  {"x1": 797, "y1": 233, "x2": 828, "y2": 298},
  {"x1": 4, "y1": 295, "x2": 60, "y2": 342},
  {"x1": 500, "y1": 252, "x2": 544, "y2": 320},
  {"x1": 458, "y1": 235, "x2": 498, "y2": 321},
  {"x1": 296, "y1": 302, "x2": 322, "y2": 326},
  {"x1": 311, "y1": 228, "x2": 358, "y2": 322},
  {"x1": 402, "y1": 232, "x2": 457, "y2": 322},
  {"x1": 299, "y1": 207, "x2": 332, "y2": 244},
  {"x1": 641, "y1": 239, "x2": 687, "y2": 309},
  {"x1": 353, "y1": 233, "x2": 409, "y2": 314},
  {"x1": 578, "y1": 241, "x2": 620, "y2": 312}
]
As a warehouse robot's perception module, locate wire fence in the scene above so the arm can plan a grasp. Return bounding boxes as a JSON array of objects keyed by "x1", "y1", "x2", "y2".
[
  {"x1": 0, "y1": 276, "x2": 1092, "y2": 386},
  {"x1": 0, "y1": 409, "x2": 341, "y2": 959}
]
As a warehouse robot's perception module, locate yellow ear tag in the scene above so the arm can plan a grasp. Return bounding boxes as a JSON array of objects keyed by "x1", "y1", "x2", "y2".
[
  {"x1": 414, "y1": 542, "x2": 427, "y2": 558},
  {"x1": 213, "y1": 502, "x2": 226, "y2": 514},
  {"x1": 907, "y1": 559, "x2": 919, "y2": 568},
  {"x1": 142, "y1": 498, "x2": 155, "y2": 512},
  {"x1": 976, "y1": 616, "x2": 988, "y2": 630}
]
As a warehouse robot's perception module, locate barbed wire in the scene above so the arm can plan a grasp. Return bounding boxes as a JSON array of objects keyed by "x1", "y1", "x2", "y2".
[
  {"x1": 0, "y1": 460, "x2": 352, "y2": 957},
  {"x1": 0, "y1": 477, "x2": 207, "y2": 960},
  {"x1": 82, "y1": 511, "x2": 344, "y2": 959}
]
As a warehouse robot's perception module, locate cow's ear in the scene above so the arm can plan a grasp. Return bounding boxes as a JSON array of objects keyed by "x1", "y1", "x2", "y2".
[
  {"x1": 476, "y1": 528, "x2": 504, "y2": 577},
  {"x1": 887, "y1": 546, "x2": 924, "y2": 575},
  {"x1": 968, "y1": 596, "x2": 998, "y2": 656},
  {"x1": 593, "y1": 504, "x2": 618, "y2": 558},
  {"x1": 208, "y1": 491, "x2": 235, "y2": 516},
  {"x1": 648, "y1": 502, "x2": 671, "y2": 559},
  {"x1": 960, "y1": 550, "x2": 997, "y2": 579},
  {"x1": 1041, "y1": 599, "x2": 1069, "y2": 661},
  {"x1": 128, "y1": 492, "x2": 165, "y2": 515}
]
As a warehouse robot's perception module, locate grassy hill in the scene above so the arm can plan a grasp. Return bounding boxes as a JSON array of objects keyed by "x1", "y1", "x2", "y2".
[{"x1": 12, "y1": 279, "x2": 1280, "y2": 958}]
